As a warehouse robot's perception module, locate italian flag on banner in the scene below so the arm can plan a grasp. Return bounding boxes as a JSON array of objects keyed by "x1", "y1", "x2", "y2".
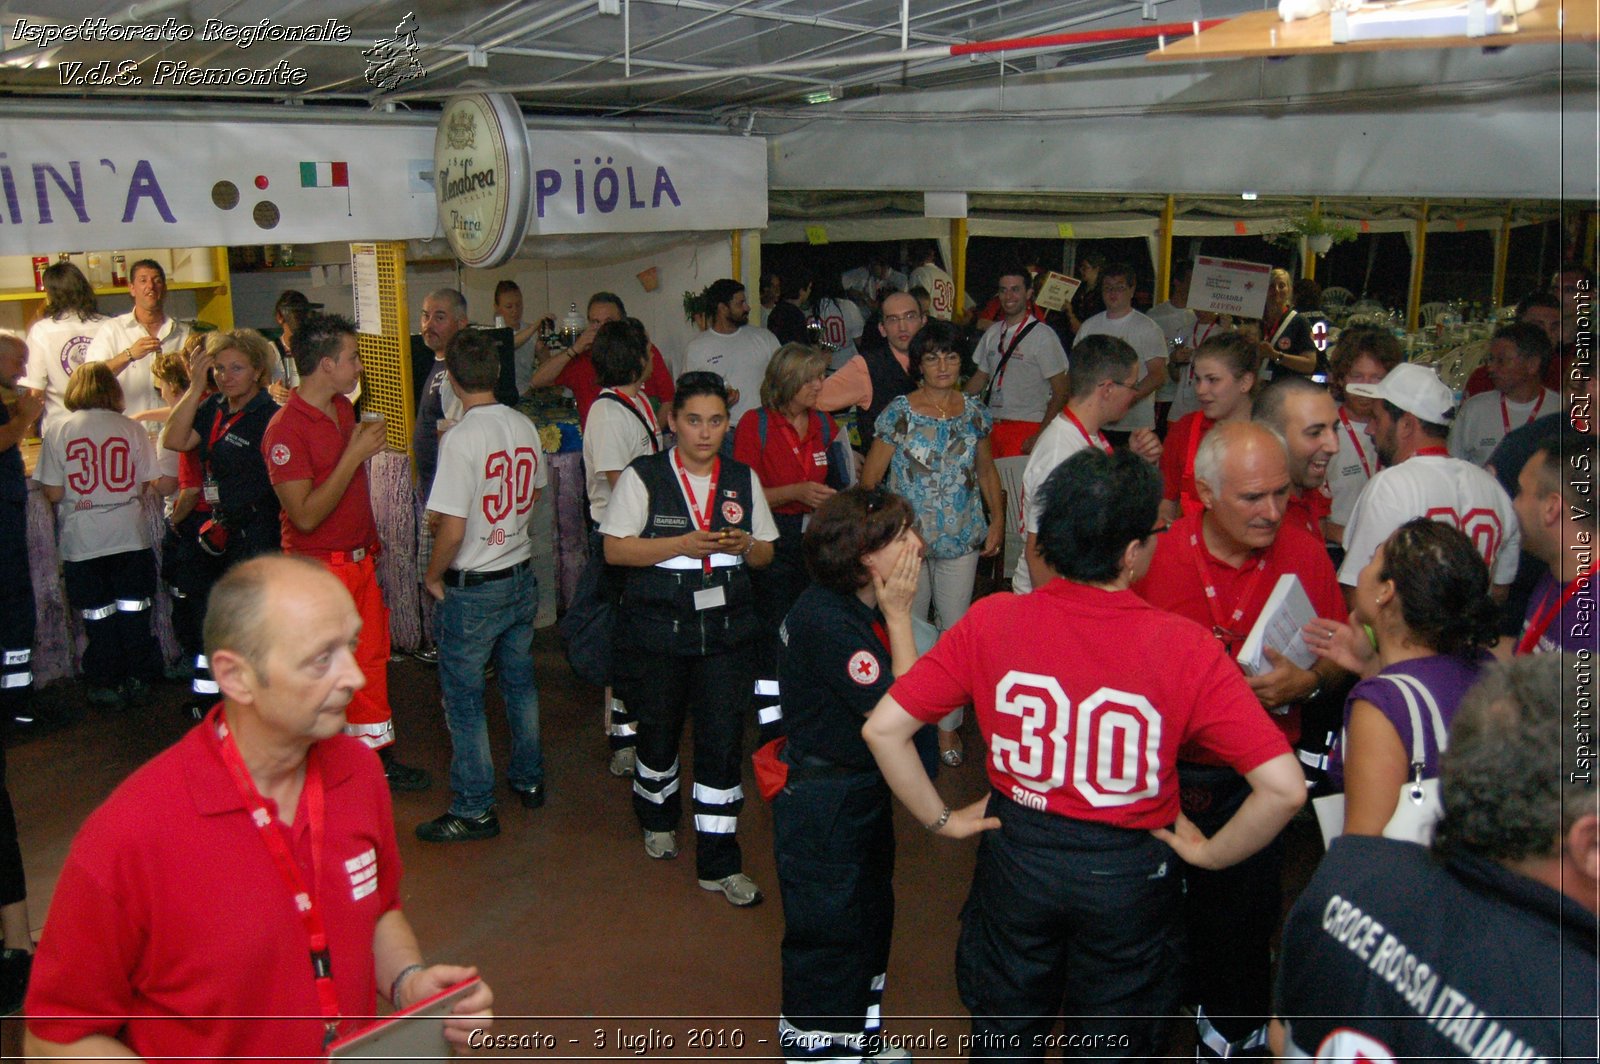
[{"x1": 300, "y1": 161, "x2": 349, "y2": 188}]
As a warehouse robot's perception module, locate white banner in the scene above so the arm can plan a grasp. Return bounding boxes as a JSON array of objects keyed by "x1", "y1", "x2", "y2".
[
  {"x1": 0, "y1": 119, "x2": 767, "y2": 253},
  {"x1": 524, "y1": 129, "x2": 766, "y2": 237},
  {"x1": 0, "y1": 118, "x2": 439, "y2": 253},
  {"x1": 1188, "y1": 255, "x2": 1272, "y2": 319}
]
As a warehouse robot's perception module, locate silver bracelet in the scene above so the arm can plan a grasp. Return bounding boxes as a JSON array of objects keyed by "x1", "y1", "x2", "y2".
[
  {"x1": 925, "y1": 805, "x2": 951, "y2": 833},
  {"x1": 389, "y1": 963, "x2": 425, "y2": 1008}
]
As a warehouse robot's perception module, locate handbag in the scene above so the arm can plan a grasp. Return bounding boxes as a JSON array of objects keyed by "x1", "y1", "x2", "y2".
[
  {"x1": 1312, "y1": 672, "x2": 1448, "y2": 849},
  {"x1": 557, "y1": 548, "x2": 615, "y2": 688}
]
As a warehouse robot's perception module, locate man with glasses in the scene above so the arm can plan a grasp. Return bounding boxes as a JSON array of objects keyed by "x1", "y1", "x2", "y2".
[
  {"x1": 1132, "y1": 420, "x2": 1344, "y2": 1061},
  {"x1": 1012, "y1": 335, "x2": 1161, "y2": 594},
  {"x1": 964, "y1": 264, "x2": 1070, "y2": 457},
  {"x1": 1072, "y1": 263, "x2": 1169, "y2": 450},
  {"x1": 818, "y1": 291, "x2": 923, "y2": 452}
]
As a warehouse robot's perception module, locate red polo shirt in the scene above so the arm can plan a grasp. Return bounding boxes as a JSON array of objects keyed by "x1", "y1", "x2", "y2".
[
  {"x1": 891, "y1": 579, "x2": 1288, "y2": 829},
  {"x1": 261, "y1": 391, "x2": 379, "y2": 556},
  {"x1": 1161, "y1": 411, "x2": 1215, "y2": 515},
  {"x1": 1132, "y1": 510, "x2": 1345, "y2": 759},
  {"x1": 732, "y1": 407, "x2": 836, "y2": 515},
  {"x1": 26, "y1": 723, "x2": 400, "y2": 1059},
  {"x1": 1285, "y1": 487, "x2": 1333, "y2": 542},
  {"x1": 554, "y1": 342, "x2": 675, "y2": 423}
]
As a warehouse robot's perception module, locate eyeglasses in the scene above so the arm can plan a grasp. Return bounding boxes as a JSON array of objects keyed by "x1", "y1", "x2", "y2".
[
  {"x1": 883, "y1": 312, "x2": 924, "y2": 326},
  {"x1": 921, "y1": 351, "x2": 961, "y2": 364}
]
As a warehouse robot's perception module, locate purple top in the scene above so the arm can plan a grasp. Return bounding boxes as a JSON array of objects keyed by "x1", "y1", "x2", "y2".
[
  {"x1": 1521, "y1": 568, "x2": 1598, "y2": 656},
  {"x1": 1327, "y1": 654, "x2": 1485, "y2": 788}
]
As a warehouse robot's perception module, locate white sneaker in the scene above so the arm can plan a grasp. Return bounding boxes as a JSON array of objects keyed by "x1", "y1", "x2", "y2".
[
  {"x1": 643, "y1": 829, "x2": 678, "y2": 860},
  {"x1": 698, "y1": 872, "x2": 763, "y2": 907},
  {"x1": 609, "y1": 747, "x2": 637, "y2": 778}
]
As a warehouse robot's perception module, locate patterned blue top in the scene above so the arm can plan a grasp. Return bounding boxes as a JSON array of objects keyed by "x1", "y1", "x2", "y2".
[{"x1": 874, "y1": 394, "x2": 992, "y2": 559}]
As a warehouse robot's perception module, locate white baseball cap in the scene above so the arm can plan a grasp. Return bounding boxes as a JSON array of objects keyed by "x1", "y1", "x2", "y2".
[{"x1": 1346, "y1": 362, "x2": 1455, "y2": 425}]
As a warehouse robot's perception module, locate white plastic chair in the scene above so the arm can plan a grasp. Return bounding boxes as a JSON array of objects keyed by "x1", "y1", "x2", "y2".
[
  {"x1": 994, "y1": 455, "x2": 1030, "y2": 583},
  {"x1": 1418, "y1": 302, "x2": 1449, "y2": 328},
  {"x1": 1321, "y1": 286, "x2": 1354, "y2": 312}
]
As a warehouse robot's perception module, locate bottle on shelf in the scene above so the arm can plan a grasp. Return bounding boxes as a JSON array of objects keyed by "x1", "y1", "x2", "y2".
[{"x1": 110, "y1": 253, "x2": 128, "y2": 286}]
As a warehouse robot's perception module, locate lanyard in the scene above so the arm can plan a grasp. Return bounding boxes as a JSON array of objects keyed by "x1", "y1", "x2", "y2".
[
  {"x1": 1338, "y1": 407, "x2": 1373, "y2": 478},
  {"x1": 1414, "y1": 445, "x2": 1450, "y2": 458},
  {"x1": 211, "y1": 708, "x2": 342, "y2": 1045},
  {"x1": 207, "y1": 400, "x2": 251, "y2": 458},
  {"x1": 992, "y1": 319, "x2": 1035, "y2": 393},
  {"x1": 1500, "y1": 392, "x2": 1546, "y2": 433},
  {"x1": 1517, "y1": 562, "x2": 1595, "y2": 654},
  {"x1": 624, "y1": 389, "x2": 660, "y2": 440},
  {"x1": 673, "y1": 449, "x2": 719, "y2": 575},
  {"x1": 1189, "y1": 531, "x2": 1270, "y2": 652},
  {"x1": 1059, "y1": 407, "x2": 1112, "y2": 455}
]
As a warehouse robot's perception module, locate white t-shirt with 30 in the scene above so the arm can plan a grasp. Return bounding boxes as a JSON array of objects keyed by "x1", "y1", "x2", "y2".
[
  {"x1": 1448, "y1": 388, "x2": 1561, "y2": 468},
  {"x1": 1074, "y1": 309, "x2": 1169, "y2": 432},
  {"x1": 909, "y1": 263, "x2": 957, "y2": 321},
  {"x1": 683, "y1": 326, "x2": 780, "y2": 423},
  {"x1": 426, "y1": 403, "x2": 548, "y2": 574},
  {"x1": 601, "y1": 450, "x2": 780, "y2": 548},
  {"x1": 1339, "y1": 452, "x2": 1521, "y2": 586},
  {"x1": 583, "y1": 389, "x2": 661, "y2": 526},
  {"x1": 35, "y1": 409, "x2": 159, "y2": 561},
  {"x1": 22, "y1": 313, "x2": 108, "y2": 427}
]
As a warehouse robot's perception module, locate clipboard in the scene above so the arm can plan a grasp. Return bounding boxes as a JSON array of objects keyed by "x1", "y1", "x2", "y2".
[{"x1": 327, "y1": 975, "x2": 481, "y2": 1061}]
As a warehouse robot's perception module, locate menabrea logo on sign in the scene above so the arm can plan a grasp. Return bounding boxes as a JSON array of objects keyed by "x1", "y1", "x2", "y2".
[{"x1": 433, "y1": 93, "x2": 531, "y2": 269}]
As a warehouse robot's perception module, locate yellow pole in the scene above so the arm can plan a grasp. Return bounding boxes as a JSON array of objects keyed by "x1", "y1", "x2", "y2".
[
  {"x1": 951, "y1": 217, "x2": 969, "y2": 324},
  {"x1": 1157, "y1": 194, "x2": 1175, "y2": 303},
  {"x1": 1407, "y1": 201, "x2": 1429, "y2": 333},
  {"x1": 1303, "y1": 198, "x2": 1320, "y2": 283},
  {"x1": 730, "y1": 229, "x2": 742, "y2": 281},
  {"x1": 1491, "y1": 211, "x2": 1513, "y2": 310}
]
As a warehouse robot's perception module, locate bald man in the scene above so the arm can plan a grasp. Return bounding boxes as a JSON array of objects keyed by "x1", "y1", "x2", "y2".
[{"x1": 26, "y1": 556, "x2": 493, "y2": 1058}]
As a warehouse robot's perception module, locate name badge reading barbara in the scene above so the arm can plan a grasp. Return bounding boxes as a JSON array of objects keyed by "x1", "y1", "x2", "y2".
[{"x1": 693, "y1": 585, "x2": 727, "y2": 611}]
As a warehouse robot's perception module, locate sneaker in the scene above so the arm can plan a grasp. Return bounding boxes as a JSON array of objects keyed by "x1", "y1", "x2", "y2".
[
  {"x1": 412, "y1": 647, "x2": 439, "y2": 666},
  {"x1": 415, "y1": 809, "x2": 500, "y2": 842},
  {"x1": 85, "y1": 685, "x2": 123, "y2": 709},
  {"x1": 381, "y1": 752, "x2": 432, "y2": 793},
  {"x1": 643, "y1": 829, "x2": 679, "y2": 860},
  {"x1": 120, "y1": 677, "x2": 148, "y2": 709},
  {"x1": 511, "y1": 783, "x2": 545, "y2": 810},
  {"x1": 608, "y1": 747, "x2": 636, "y2": 778},
  {"x1": 699, "y1": 872, "x2": 764, "y2": 907}
]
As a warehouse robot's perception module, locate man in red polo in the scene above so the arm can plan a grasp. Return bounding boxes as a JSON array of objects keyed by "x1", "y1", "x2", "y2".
[
  {"x1": 1251, "y1": 375, "x2": 1340, "y2": 545},
  {"x1": 25, "y1": 556, "x2": 491, "y2": 1058},
  {"x1": 261, "y1": 312, "x2": 429, "y2": 791},
  {"x1": 1132, "y1": 420, "x2": 1344, "y2": 1061}
]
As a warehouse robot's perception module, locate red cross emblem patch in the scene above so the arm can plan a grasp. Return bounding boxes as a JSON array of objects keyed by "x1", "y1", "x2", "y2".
[{"x1": 848, "y1": 650, "x2": 881, "y2": 685}]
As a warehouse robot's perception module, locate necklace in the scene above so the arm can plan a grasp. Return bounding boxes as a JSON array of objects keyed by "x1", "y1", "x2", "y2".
[{"x1": 922, "y1": 387, "x2": 960, "y2": 418}]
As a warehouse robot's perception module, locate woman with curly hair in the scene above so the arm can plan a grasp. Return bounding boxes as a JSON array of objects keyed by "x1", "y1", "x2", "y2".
[{"x1": 1306, "y1": 518, "x2": 1500, "y2": 837}]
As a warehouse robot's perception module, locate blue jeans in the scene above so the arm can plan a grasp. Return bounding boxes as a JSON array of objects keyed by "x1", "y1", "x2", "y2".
[{"x1": 436, "y1": 565, "x2": 544, "y2": 817}]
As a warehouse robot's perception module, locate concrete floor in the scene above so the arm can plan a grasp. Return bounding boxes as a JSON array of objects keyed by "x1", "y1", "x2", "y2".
[{"x1": 1, "y1": 626, "x2": 1323, "y2": 1060}]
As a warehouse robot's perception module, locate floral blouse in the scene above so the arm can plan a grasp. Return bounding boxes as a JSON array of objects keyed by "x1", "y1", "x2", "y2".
[{"x1": 874, "y1": 394, "x2": 992, "y2": 560}]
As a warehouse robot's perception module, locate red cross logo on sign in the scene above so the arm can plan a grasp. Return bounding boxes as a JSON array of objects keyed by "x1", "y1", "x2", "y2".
[
  {"x1": 1312, "y1": 320, "x2": 1330, "y2": 351},
  {"x1": 847, "y1": 650, "x2": 881, "y2": 685}
]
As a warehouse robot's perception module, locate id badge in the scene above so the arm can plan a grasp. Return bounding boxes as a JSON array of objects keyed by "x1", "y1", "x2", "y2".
[
  {"x1": 693, "y1": 585, "x2": 727, "y2": 611},
  {"x1": 203, "y1": 477, "x2": 221, "y2": 506}
]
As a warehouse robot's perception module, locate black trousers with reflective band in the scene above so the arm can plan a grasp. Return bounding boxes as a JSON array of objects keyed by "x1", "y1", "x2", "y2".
[
  {"x1": 622, "y1": 645, "x2": 754, "y2": 881},
  {"x1": 955, "y1": 793, "x2": 1181, "y2": 1062},
  {"x1": 774, "y1": 771, "x2": 894, "y2": 1057},
  {"x1": 64, "y1": 548, "x2": 160, "y2": 688}
]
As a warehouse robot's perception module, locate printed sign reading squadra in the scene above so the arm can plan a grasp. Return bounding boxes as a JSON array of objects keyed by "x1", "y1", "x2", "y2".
[{"x1": 433, "y1": 93, "x2": 531, "y2": 270}]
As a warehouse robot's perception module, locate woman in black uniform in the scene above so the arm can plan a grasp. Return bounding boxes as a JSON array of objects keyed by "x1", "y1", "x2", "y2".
[
  {"x1": 601, "y1": 372, "x2": 779, "y2": 906},
  {"x1": 773, "y1": 486, "x2": 925, "y2": 1063}
]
